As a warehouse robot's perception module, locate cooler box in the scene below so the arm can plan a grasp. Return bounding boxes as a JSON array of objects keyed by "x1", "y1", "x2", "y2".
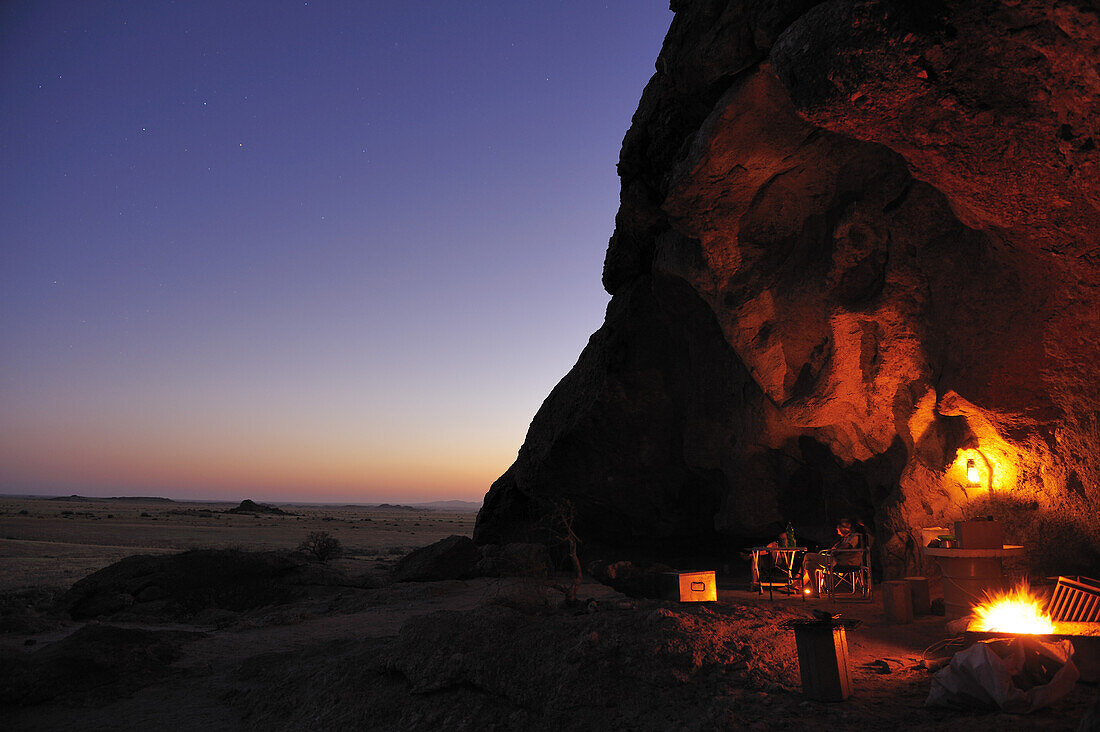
[{"x1": 661, "y1": 570, "x2": 717, "y2": 602}]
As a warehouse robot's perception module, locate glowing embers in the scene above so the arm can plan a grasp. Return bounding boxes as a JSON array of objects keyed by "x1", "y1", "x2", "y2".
[{"x1": 968, "y1": 584, "x2": 1056, "y2": 635}]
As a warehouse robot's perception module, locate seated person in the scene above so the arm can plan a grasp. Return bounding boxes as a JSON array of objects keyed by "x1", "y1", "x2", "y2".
[
  {"x1": 801, "y1": 518, "x2": 864, "y2": 592},
  {"x1": 830, "y1": 519, "x2": 865, "y2": 568},
  {"x1": 759, "y1": 529, "x2": 802, "y2": 587}
]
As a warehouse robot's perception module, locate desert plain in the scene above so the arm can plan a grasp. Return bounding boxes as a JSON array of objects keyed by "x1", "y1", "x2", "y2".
[
  {"x1": 1, "y1": 495, "x2": 1097, "y2": 731},
  {"x1": 0, "y1": 495, "x2": 475, "y2": 593}
]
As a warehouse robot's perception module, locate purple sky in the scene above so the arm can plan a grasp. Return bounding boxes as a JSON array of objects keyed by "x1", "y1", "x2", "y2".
[{"x1": 0, "y1": 1, "x2": 673, "y2": 502}]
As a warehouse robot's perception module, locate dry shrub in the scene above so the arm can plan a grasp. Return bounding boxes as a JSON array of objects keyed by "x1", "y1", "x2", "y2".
[{"x1": 298, "y1": 531, "x2": 343, "y2": 562}]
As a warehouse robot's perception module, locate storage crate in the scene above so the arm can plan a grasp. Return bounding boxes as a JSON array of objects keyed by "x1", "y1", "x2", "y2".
[{"x1": 660, "y1": 570, "x2": 717, "y2": 602}]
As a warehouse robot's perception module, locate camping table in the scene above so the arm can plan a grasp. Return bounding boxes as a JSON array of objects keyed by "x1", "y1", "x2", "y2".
[
  {"x1": 923, "y1": 545, "x2": 1025, "y2": 620},
  {"x1": 750, "y1": 546, "x2": 807, "y2": 599}
]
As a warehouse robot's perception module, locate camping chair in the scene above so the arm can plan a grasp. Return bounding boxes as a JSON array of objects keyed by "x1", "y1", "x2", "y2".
[{"x1": 817, "y1": 543, "x2": 872, "y2": 603}]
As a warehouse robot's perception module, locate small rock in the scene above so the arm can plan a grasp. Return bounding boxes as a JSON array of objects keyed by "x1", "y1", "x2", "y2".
[{"x1": 866, "y1": 659, "x2": 892, "y2": 674}]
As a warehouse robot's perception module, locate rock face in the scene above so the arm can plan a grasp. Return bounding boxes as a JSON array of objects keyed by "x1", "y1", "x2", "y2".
[{"x1": 476, "y1": 0, "x2": 1100, "y2": 576}]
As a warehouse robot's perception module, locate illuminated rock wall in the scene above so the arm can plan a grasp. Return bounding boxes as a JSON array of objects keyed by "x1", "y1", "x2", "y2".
[{"x1": 475, "y1": 0, "x2": 1100, "y2": 576}]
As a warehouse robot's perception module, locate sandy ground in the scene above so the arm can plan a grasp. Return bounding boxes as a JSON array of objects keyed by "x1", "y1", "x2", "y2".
[
  {"x1": 1, "y1": 498, "x2": 1096, "y2": 730},
  {"x1": 0, "y1": 496, "x2": 476, "y2": 592}
]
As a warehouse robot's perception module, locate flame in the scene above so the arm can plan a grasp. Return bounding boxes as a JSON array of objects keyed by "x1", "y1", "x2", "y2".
[{"x1": 968, "y1": 585, "x2": 1055, "y2": 634}]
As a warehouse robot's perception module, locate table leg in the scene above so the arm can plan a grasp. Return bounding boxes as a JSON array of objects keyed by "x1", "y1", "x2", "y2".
[{"x1": 751, "y1": 550, "x2": 761, "y2": 594}]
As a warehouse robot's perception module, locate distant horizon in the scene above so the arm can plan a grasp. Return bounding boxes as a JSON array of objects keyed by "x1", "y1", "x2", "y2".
[
  {"x1": 0, "y1": 483, "x2": 486, "y2": 506},
  {"x1": 0, "y1": 489, "x2": 483, "y2": 507}
]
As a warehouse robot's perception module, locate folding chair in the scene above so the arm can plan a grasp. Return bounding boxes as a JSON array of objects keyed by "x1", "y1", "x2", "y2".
[{"x1": 817, "y1": 545, "x2": 872, "y2": 603}]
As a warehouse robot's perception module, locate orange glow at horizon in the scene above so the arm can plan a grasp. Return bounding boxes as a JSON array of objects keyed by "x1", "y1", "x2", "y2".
[{"x1": 0, "y1": 416, "x2": 510, "y2": 502}]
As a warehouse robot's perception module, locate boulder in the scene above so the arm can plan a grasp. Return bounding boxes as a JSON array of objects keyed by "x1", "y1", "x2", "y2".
[
  {"x1": 476, "y1": 543, "x2": 553, "y2": 578},
  {"x1": 58, "y1": 549, "x2": 322, "y2": 620},
  {"x1": 588, "y1": 560, "x2": 676, "y2": 599},
  {"x1": 393, "y1": 535, "x2": 480, "y2": 582}
]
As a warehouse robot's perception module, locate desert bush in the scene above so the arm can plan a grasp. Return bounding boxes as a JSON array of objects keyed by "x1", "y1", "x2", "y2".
[{"x1": 298, "y1": 531, "x2": 343, "y2": 562}]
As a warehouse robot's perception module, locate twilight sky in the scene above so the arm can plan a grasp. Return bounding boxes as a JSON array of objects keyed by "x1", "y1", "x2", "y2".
[{"x1": 0, "y1": 1, "x2": 673, "y2": 503}]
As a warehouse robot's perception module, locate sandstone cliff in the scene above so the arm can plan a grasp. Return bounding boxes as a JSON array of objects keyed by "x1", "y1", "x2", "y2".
[{"x1": 475, "y1": 0, "x2": 1100, "y2": 577}]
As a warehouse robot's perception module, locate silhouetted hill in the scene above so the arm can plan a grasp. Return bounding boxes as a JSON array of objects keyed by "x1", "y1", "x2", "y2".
[
  {"x1": 225, "y1": 499, "x2": 291, "y2": 515},
  {"x1": 415, "y1": 500, "x2": 481, "y2": 512},
  {"x1": 47, "y1": 495, "x2": 175, "y2": 503}
]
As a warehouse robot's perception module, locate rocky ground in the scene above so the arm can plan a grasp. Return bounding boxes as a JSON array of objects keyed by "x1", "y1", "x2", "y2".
[{"x1": 2, "y1": 549, "x2": 1096, "y2": 730}]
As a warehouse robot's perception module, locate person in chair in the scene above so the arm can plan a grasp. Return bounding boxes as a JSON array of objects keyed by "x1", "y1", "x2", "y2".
[{"x1": 802, "y1": 518, "x2": 864, "y2": 595}]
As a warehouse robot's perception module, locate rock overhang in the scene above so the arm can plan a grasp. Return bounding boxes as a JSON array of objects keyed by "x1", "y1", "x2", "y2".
[{"x1": 476, "y1": 0, "x2": 1100, "y2": 577}]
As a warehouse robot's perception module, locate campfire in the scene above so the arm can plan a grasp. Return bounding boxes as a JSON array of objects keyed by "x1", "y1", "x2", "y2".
[
  {"x1": 967, "y1": 584, "x2": 1056, "y2": 635},
  {"x1": 962, "y1": 577, "x2": 1100, "y2": 684}
]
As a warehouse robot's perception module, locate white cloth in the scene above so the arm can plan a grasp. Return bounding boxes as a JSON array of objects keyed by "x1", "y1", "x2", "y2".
[{"x1": 925, "y1": 637, "x2": 1079, "y2": 713}]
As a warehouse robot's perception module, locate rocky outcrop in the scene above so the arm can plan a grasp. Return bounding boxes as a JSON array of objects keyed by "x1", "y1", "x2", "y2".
[
  {"x1": 476, "y1": 543, "x2": 554, "y2": 579},
  {"x1": 58, "y1": 549, "x2": 349, "y2": 620},
  {"x1": 394, "y1": 537, "x2": 555, "y2": 581},
  {"x1": 226, "y1": 499, "x2": 290, "y2": 515},
  {"x1": 476, "y1": 0, "x2": 1100, "y2": 577},
  {"x1": 394, "y1": 536, "x2": 482, "y2": 582}
]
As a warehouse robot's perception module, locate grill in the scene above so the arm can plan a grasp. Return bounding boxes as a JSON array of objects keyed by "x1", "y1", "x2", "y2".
[
  {"x1": 964, "y1": 576, "x2": 1100, "y2": 683},
  {"x1": 1048, "y1": 575, "x2": 1100, "y2": 623}
]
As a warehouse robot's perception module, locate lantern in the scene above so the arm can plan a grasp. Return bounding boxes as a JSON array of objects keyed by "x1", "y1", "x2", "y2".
[{"x1": 967, "y1": 458, "x2": 979, "y2": 486}]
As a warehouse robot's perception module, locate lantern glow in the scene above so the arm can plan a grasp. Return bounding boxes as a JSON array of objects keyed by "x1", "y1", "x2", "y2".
[{"x1": 967, "y1": 458, "x2": 980, "y2": 486}]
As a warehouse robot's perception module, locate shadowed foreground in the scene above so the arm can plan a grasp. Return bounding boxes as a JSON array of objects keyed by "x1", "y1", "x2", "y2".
[{"x1": 2, "y1": 549, "x2": 1095, "y2": 730}]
